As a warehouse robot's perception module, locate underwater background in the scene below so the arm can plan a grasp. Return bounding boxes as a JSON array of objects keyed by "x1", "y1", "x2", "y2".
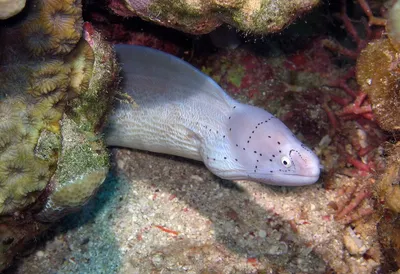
[{"x1": 1, "y1": 0, "x2": 400, "y2": 273}]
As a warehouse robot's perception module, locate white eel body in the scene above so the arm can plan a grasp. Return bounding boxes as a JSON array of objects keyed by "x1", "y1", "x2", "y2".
[{"x1": 105, "y1": 45, "x2": 321, "y2": 186}]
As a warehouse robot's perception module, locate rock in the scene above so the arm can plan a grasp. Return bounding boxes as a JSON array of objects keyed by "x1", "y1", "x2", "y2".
[
  {"x1": 109, "y1": 0, "x2": 320, "y2": 35},
  {"x1": 343, "y1": 227, "x2": 367, "y2": 256},
  {"x1": 0, "y1": 0, "x2": 25, "y2": 20}
]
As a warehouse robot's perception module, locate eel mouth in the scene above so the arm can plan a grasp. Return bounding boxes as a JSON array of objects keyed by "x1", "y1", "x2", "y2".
[
  {"x1": 254, "y1": 174, "x2": 320, "y2": 186},
  {"x1": 217, "y1": 167, "x2": 321, "y2": 186}
]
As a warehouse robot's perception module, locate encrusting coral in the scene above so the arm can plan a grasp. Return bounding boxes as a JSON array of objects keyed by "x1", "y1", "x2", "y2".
[
  {"x1": 353, "y1": 0, "x2": 400, "y2": 132},
  {"x1": 0, "y1": 0, "x2": 118, "y2": 270},
  {"x1": 376, "y1": 143, "x2": 400, "y2": 213},
  {"x1": 356, "y1": 37, "x2": 400, "y2": 132},
  {"x1": 109, "y1": 0, "x2": 320, "y2": 34}
]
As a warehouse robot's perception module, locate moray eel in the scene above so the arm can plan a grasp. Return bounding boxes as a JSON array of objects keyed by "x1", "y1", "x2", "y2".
[{"x1": 105, "y1": 45, "x2": 321, "y2": 186}]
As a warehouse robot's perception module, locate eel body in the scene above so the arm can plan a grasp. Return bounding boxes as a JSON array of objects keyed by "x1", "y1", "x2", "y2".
[{"x1": 105, "y1": 45, "x2": 321, "y2": 186}]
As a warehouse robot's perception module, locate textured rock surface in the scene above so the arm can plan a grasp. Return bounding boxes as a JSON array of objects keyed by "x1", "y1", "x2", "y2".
[
  {"x1": 356, "y1": 1, "x2": 400, "y2": 132},
  {"x1": 388, "y1": 0, "x2": 400, "y2": 51},
  {"x1": 0, "y1": 0, "x2": 118, "y2": 270},
  {"x1": 109, "y1": 0, "x2": 320, "y2": 34},
  {"x1": 356, "y1": 38, "x2": 400, "y2": 132},
  {"x1": 0, "y1": 0, "x2": 25, "y2": 20},
  {"x1": 376, "y1": 143, "x2": 400, "y2": 213}
]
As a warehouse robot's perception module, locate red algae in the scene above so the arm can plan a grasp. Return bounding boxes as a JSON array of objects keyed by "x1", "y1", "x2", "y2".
[{"x1": 154, "y1": 225, "x2": 180, "y2": 236}]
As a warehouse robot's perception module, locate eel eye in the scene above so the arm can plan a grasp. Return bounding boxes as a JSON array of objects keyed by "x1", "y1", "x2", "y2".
[{"x1": 281, "y1": 156, "x2": 291, "y2": 168}]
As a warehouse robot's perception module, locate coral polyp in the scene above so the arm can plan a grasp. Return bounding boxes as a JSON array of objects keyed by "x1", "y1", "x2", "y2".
[
  {"x1": 0, "y1": 0, "x2": 118, "y2": 270},
  {"x1": 0, "y1": 100, "x2": 55, "y2": 215},
  {"x1": 21, "y1": 0, "x2": 82, "y2": 56},
  {"x1": 40, "y1": 0, "x2": 81, "y2": 35},
  {"x1": 65, "y1": 38, "x2": 95, "y2": 96},
  {"x1": 28, "y1": 60, "x2": 70, "y2": 97},
  {"x1": 0, "y1": 103, "x2": 20, "y2": 132}
]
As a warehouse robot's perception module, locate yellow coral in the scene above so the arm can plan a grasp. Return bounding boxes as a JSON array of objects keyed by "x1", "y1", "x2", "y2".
[
  {"x1": 22, "y1": 0, "x2": 82, "y2": 57},
  {"x1": 0, "y1": 100, "x2": 57, "y2": 214},
  {"x1": 40, "y1": 0, "x2": 81, "y2": 36},
  {"x1": 23, "y1": 21, "x2": 60, "y2": 57},
  {"x1": 65, "y1": 39, "x2": 95, "y2": 96},
  {"x1": 28, "y1": 60, "x2": 70, "y2": 97},
  {"x1": 0, "y1": 0, "x2": 117, "y2": 269}
]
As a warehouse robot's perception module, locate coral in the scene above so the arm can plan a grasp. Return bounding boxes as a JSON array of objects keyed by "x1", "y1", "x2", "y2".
[
  {"x1": 0, "y1": 99, "x2": 57, "y2": 215},
  {"x1": 15, "y1": 1, "x2": 82, "y2": 57},
  {"x1": 35, "y1": 116, "x2": 109, "y2": 222},
  {"x1": 68, "y1": 26, "x2": 119, "y2": 130},
  {"x1": 0, "y1": 0, "x2": 118, "y2": 271},
  {"x1": 321, "y1": 2, "x2": 400, "y2": 271},
  {"x1": 323, "y1": 0, "x2": 399, "y2": 132},
  {"x1": 28, "y1": 60, "x2": 71, "y2": 97},
  {"x1": 0, "y1": 0, "x2": 25, "y2": 20},
  {"x1": 65, "y1": 39, "x2": 95, "y2": 97},
  {"x1": 22, "y1": 0, "x2": 83, "y2": 56},
  {"x1": 318, "y1": 0, "x2": 390, "y2": 179},
  {"x1": 356, "y1": 38, "x2": 400, "y2": 131},
  {"x1": 378, "y1": 213, "x2": 400, "y2": 271},
  {"x1": 376, "y1": 143, "x2": 400, "y2": 213},
  {"x1": 108, "y1": 0, "x2": 320, "y2": 35},
  {"x1": 388, "y1": 0, "x2": 400, "y2": 51}
]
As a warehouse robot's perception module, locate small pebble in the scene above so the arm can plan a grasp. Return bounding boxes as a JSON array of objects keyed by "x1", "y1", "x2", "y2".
[
  {"x1": 190, "y1": 175, "x2": 204, "y2": 182},
  {"x1": 117, "y1": 159, "x2": 125, "y2": 169},
  {"x1": 258, "y1": 230, "x2": 267, "y2": 238}
]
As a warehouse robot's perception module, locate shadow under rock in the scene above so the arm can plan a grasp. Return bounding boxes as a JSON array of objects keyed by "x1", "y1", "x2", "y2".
[{"x1": 4, "y1": 172, "x2": 125, "y2": 274}]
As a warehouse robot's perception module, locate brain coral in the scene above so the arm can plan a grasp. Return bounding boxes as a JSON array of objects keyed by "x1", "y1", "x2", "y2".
[{"x1": 0, "y1": 0, "x2": 118, "y2": 270}]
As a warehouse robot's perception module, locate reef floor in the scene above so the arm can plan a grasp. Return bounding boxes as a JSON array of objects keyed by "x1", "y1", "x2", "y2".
[{"x1": 6, "y1": 147, "x2": 378, "y2": 273}]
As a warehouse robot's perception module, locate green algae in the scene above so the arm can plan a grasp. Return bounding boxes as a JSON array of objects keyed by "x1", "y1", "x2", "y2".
[{"x1": 227, "y1": 65, "x2": 245, "y2": 88}]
